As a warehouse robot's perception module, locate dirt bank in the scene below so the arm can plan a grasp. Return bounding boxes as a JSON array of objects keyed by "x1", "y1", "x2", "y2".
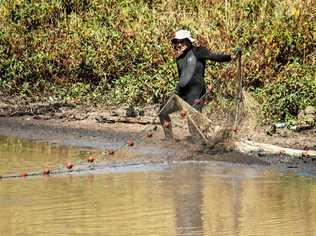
[{"x1": 0, "y1": 100, "x2": 315, "y2": 176}]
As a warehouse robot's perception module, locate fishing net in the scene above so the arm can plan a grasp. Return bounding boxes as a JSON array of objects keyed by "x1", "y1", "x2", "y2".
[{"x1": 159, "y1": 94, "x2": 234, "y2": 147}]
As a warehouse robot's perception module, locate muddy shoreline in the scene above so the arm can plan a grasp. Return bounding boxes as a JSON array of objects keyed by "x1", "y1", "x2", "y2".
[
  {"x1": 0, "y1": 100, "x2": 315, "y2": 176},
  {"x1": 1, "y1": 113, "x2": 316, "y2": 176}
]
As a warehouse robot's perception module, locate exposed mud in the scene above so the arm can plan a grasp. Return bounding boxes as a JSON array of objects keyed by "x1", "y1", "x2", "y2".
[{"x1": 0, "y1": 100, "x2": 316, "y2": 177}]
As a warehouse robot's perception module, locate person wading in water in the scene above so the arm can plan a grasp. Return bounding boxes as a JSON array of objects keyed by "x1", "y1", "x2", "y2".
[{"x1": 159, "y1": 29, "x2": 236, "y2": 140}]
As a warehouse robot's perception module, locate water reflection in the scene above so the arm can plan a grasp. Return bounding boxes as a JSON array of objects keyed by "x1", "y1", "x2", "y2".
[
  {"x1": 171, "y1": 165, "x2": 204, "y2": 235},
  {"x1": 1, "y1": 137, "x2": 316, "y2": 235},
  {"x1": 201, "y1": 166, "x2": 316, "y2": 235}
]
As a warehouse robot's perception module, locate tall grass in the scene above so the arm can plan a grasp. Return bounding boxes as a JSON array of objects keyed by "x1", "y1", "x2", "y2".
[{"x1": 0, "y1": 0, "x2": 315, "y2": 121}]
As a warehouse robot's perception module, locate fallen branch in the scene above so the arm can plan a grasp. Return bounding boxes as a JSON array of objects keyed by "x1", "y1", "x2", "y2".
[{"x1": 235, "y1": 139, "x2": 316, "y2": 157}]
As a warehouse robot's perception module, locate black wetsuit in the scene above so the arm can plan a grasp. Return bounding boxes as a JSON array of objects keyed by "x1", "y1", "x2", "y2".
[{"x1": 175, "y1": 47, "x2": 232, "y2": 106}]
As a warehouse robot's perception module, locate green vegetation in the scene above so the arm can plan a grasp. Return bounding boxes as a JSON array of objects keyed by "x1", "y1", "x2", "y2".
[{"x1": 0, "y1": 0, "x2": 315, "y2": 122}]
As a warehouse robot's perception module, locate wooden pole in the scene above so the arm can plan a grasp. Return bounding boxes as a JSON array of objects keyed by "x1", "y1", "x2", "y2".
[{"x1": 234, "y1": 51, "x2": 242, "y2": 130}]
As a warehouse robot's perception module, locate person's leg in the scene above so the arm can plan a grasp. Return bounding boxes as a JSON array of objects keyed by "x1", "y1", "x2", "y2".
[
  {"x1": 185, "y1": 87, "x2": 205, "y2": 112},
  {"x1": 183, "y1": 89, "x2": 206, "y2": 143},
  {"x1": 158, "y1": 94, "x2": 181, "y2": 139}
]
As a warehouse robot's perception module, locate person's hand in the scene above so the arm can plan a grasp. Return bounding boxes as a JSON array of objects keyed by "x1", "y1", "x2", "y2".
[
  {"x1": 231, "y1": 54, "x2": 237, "y2": 60},
  {"x1": 207, "y1": 85, "x2": 213, "y2": 92}
]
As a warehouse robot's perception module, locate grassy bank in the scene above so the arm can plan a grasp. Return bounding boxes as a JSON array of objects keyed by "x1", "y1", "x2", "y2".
[{"x1": 0, "y1": 0, "x2": 315, "y2": 122}]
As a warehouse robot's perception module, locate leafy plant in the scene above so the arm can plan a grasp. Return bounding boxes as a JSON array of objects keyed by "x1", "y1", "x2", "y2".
[
  {"x1": 260, "y1": 64, "x2": 316, "y2": 122},
  {"x1": 0, "y1": 0, "x2": 314, "y2": 122}
]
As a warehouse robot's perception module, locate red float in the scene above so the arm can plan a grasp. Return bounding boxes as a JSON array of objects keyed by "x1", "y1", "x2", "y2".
[
  {"x1": 20, "y1": 172, "x2": 28, "y2": 177},
  {"x1": 127, "y1": 140, "x2": 134, "y2": 146},
  {"x1": 43, "y1": 169, "x2": 51, "y2": 175},
  {"x1": 66, "y1": 163, "x2": 74, "y2": 170},
  {"x1": 163, "y1": 121, "x2": 171, "y2": 129},
  {"x1": 180, "y1": 110, "x2": 187, "y2": 118},
  {"x1": 87, "y1": 156, "x2": 96, "y2": 163},
  {"x1": 107, "y1": 149, "x2": 115, "y2": 155}
]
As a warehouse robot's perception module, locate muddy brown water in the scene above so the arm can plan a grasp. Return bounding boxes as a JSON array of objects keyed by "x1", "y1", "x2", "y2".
[{"x1": 1, "y1": 136, "x2": 316, "y2": 235}]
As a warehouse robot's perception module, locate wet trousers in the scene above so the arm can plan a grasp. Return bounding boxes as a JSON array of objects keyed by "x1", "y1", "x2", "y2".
[{"x1": 158, "y1": 94, "x2": 203, "y2": 140}]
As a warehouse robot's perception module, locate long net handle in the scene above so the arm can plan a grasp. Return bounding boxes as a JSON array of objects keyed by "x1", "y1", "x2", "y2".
[{"x1": 234, "y1": 51, "x2": 242, "y2": 130}]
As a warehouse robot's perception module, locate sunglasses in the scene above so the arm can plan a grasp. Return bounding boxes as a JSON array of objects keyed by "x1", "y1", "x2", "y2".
[
  {"x1": 172, "y1": 39, "x2": 187, "y2": 44},
  {"x1": 173, "y1": 41, "x2": 186, "y2": 48}
]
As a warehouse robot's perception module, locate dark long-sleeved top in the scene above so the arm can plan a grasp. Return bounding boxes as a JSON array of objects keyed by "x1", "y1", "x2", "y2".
[{"x1": 175, "y1": 47, "x2": 231, "y2": 106}]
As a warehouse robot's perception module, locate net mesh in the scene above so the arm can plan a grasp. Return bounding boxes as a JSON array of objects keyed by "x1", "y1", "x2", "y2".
[{"x1": 174, "y1": 95, "x2": 234, "y2": 147}]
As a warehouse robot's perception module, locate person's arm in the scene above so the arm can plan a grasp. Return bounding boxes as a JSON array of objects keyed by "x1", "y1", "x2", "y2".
[
  {"x1": 177, "y1": 55, "x2": 197, "y2": 88},
  {"x1": 208, "y1": 52, "x2": 232, "y2": 62},
  {"x1": 193, "y1": 47, "x2": 232, "y2": 62}
]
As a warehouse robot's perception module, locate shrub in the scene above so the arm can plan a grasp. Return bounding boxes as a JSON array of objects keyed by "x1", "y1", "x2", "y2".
[
  {"x1": 260, "y1": 64, "x2": 316, "y2": 122},
  {"x1": 0, "y1": 0, "x2": 314, "y2": 121}
]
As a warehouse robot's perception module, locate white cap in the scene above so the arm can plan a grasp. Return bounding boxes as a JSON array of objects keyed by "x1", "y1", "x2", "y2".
[{"x1": 172, "y1": 29, "x2": 195, "y2": 43}]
